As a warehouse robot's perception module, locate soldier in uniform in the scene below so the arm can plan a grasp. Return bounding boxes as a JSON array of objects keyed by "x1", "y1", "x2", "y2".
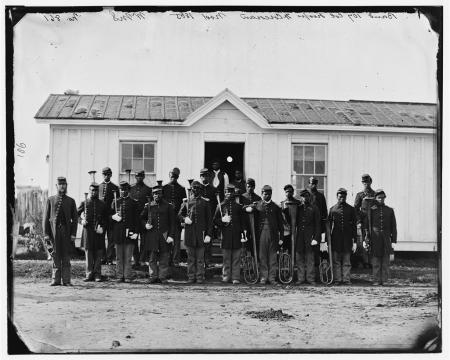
[
  {"x1": 77, "y1": 182, "x2": 108, "y2": 282},
  {"x1": 231, "y1": 170, "x2": 246, "y2": 199},
  {"x1": 99, "y1": 167, "x2": 119, "y2": 265},
  {"x1": 295, "y1": 190, "x2": 321, "y2": 285},
  {"x1": 210, "y1": 159, "x2": 229, "y2": 202},
  {"x1": 280, "y1": 184, "x2": 301, "y2": 253},
  {"x1": 364, "y1": 189, "x2": 397, "y2": 286},
  {"x1": 162, "y1": 167, "x2": 186, "y2": 266},
  {"x1": 200, "y1": 168, "x2": 217, "y2": 268},
  {"x1": 214, "y1": 184, "x2": 245, "y2": 284},
  {"x1": 140, "y1": 185, "x2": 176, "y2": 284},
  {"x1": 328, "y1": 188, "x2": 358, "y2": 285},
  {"x1": 245, "y1": 185, "x2": 283, "y2": 285},
  {"x1": 43, "y1": 177, "x2": 78, "y2": 286},
  {"x1": 111, "y1": 181, "x2": 139, "y2": 283},
  {"x1": 354, "y1": 173, "x2": 376, "y2": 268},
  {"x1": 178, "y1": 181, "x2": 213, "y2": 284},
  {"x1": 241, "y1": 178, "x2": 262, "y2": 256},
  {"x1": 129, "y1": 170, "x2": 153, "y2": 268}
]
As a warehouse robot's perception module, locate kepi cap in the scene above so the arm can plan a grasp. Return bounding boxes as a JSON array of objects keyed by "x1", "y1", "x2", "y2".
[
  {"x1": 299, "y1": 189, "x2": 310, "y2": 197},
  {"x1": 261, "y1": 185, "x2": 272, "y2": 193},
  {"x1": 119, "y1": 181, "x2": 130, "y2": 189},
  {"x1": 170, "y1": 167, "x2": 180, "y2": 176},
  {"x1": 200, "y1": 168, "x2": 209, "y2": 175},
  {"x1": 225, "y1": 184, "x2": 236, "y2": 191},
  {"x1": 374, "y1": 189, "x2": 386, "y2": 197},
  {"x1": 283, "y1": 184, "x2": 294, "y2": 191},
  {"x1": 89, "y1": 182, "x2": 99, "y2": 189},
  {"x1": 337, "y1": 187, "x2": 348, "y2": 195},
  {"x1": 135, "y1": 170, "x2": 145, "y2": 177},
  {"x1": 309, "y1": 176, "x2": 318, "y2": 184},
  {"x1": 102, "y1": 167, "x2": 112, "y2": 175},
  {"x1": 191, "y1": 180, "x2": 203, "y2": 188},
  {"x1": 246, "y1": 178, "x2": 255, "y2": 186},
  {"x1": 361, "y1": 174, "x2": 372, "y2": 182},
  {"x1": 57, "y1": 176, "x2": 67, "y2": 184},
  {"x1": 152, "y1": 185, "x2": 163, "y2": 193}
]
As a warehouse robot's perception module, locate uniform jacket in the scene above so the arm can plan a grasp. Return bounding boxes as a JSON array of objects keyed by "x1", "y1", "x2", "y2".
[
  {"x1": 140, "y1": 199, "x2": 176, "y2": 252},
  {"x1": 252, "y1": 200, "x2": 284, "y2": 245},
  {"x1": 162, "y1": 182, "x2": 186, "y2": 214},
  {"x1": 214, "y1": 199, "x2": 245, "y2": 250},
  {"x1": 308, "y1": 188, "x2": 328, "y2": 232},
  {"x1": 202, "y1": 183, "x2": 218, "y2": 213},
  {"x1": 231, "y1": 179, "x2": 246, "y2": 196},
  {"x1": 130, "y1": 182, "x2": 153, "y2": 232},
  {"x1": 77, "y1": 197, "x2": 108, "y2": 250},
  {"x1": 328, "y1": 202, "x2": 357, "y2": 253},
  {"x1": 44, "y1": 194, "x2": 78, "y2": 242},
  {"x1": 99, "y1": 181, "x2": 119, "y2": 229},
  {"x1": 178, "y1": 196, "x2": 213, "y2": 248},
  {"x1": 354, "y1": 188, "x2": 376, "y2": 224},
  {"x1": 296, "y1": 203, "x2": 321, "y2": 254},
  {"x1": 110, "y1": 196, "x2": 139, "y2": 245},
  {"x1": 280, "y1": 197, "x2": 302, "y2": 235},
  {"x1": 364, "y1": 203, "x2": 397, "y2": 257},
  {"x1": 241, "y1": 192, "x2": 262, "y2": 206}
]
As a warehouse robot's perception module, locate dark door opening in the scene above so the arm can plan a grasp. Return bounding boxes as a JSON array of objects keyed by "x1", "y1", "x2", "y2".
[{"x1": 204, "y1": 142, "x2": 245, "y2": 182}]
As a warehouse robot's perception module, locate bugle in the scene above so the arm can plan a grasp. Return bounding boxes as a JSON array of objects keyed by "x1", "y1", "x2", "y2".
[
  {"x1": 247, "y1": 206, "x2": 260, "y2": 283},
  {"x1": 319, "y1": 222, "x2": 334, "y2": 285},
  {"x1": 278, "y1": 201, "x2": 297, "y2": 284},
  {"x1": 88, "y1": 170, "x2": 96, "y2": 183},
  {"x1": 125, "y1": 169, "x2": 132, "y2": 184},
  {"x1": 241, "y1": 230, "x2": 258, "y2": 284},
  {"x1": 84, "y1": 192, "x2": 88, "y2": 225}
]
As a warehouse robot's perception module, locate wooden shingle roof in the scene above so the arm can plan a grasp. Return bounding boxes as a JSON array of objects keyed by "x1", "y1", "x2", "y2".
[{"x1": 35, "y1": 94, "x2": 437, "y2": 128}]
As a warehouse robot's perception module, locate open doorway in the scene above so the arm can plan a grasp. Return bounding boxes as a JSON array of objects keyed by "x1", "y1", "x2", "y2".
[{"x1": 204, "y1": 142, "x2": 245, "y2": 181}]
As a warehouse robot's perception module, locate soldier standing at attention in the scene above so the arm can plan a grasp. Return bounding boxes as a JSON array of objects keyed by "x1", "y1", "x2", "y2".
[
  {"x1": 43, "y1": 177, "x2": 78, "y2": 286},
  {"x1": 211, "y1": 159, "x2": 229, "y2": 202},
  {"x1": 214, "y1": 184, "x2": 245, "y2": 284},
  {"x1": 245, "y1": 185, "x2": 283, "y2": 285},
  {"x1": 295, "y1": 190, "x2": 321, "y2": 286},
  {"x1": 241, "y1": 178, "x2": 262, "y2": 256},
  {"x1": 354, "y1": 173, "x2": 376, "y2": 268},
  {"x1": 162, "y1": 167, "x2": 186, "y2": 266},
  {"x1": 280, "y1": 184, "x2": 301, "y2": 254},
  {"x1": 200, "y1": 168, "x2": 217, "y2": 268},
  {"x1": 328, "y1": 188, "x2": 358, "y2": 285},
  {"x1": 99, "y1": 167, "x2": 119, "y2": 265},
  {"x1": 141, "y1": 185, "x2": 176, "y2": 284},
  {"x1": 178, "y1": 181, "x2": 213, "y2": 284},
  {"x1": 111, "y1": 181, "x2": 139, "y2": 283},
  {"x1": 78, "y1": 182, "x2": 108, "y2": 282},
  {"x1": 129, "y1": 170, "x2": 153, "y2": 268},
  {"x1": 364, "y1": 189, "x2": 397, "y2": 286}
]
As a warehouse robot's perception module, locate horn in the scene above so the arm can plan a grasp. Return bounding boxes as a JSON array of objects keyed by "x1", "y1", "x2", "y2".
[
  {"x1": 241, "y1": 230, "x2": 259, "y2": 284},
  {"x1": 88, "y1": 170, "x2": 96, "y2": 183},
  {"x1": 125, "y1": 169, "x2": 132, "y2": 184},
  {"x1": 278, "y1": 200, "x2": 297, "y2": 284},
  {"x1": 319, "y1": 222, "x2": 334, "y2": 285},
  {"x1": 157, "y1": 180, "x2": 163, "y2": 187}
]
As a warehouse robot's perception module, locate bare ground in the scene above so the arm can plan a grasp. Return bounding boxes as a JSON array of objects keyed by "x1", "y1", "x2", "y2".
[{"x1": 10, "y1": 260, "x2": 440, "y2": 353}]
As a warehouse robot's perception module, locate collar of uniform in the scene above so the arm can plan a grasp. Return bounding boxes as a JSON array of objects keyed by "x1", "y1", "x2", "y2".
[
  {"x1": 104, "y1": 180, "x2": 110, "y2": 184},
  {"x1": 263, "y1": 199, "x2": 272, "y2": 205}
]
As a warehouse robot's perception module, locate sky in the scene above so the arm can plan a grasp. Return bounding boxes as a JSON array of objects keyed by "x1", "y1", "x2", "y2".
[{"x1": 12, "y1": 9, "x2": 438, "y2": 189}]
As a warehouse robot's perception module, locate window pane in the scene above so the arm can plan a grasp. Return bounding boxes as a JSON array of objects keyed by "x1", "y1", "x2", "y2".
[
  {"x1": 122, "y1": 143, "x2": 132, "y2": 158},
  {"x1": 315, "y1": 161, "x2": 325, "y2": 174},
  {"x1": 305, "y1": 161, "x2": 314, "y2": 174},
  {"x1": 293, "y1": 146, "x2": 303, "y2": 161},
  {"x1": 144, "y1": 159, "x2": 154, "y2": 172},
  {"x1": 144, "y1": 143, "x2": 154, "y2": 158},
  {"x1": 315, "y1": 146, "x2": 325, "y2": 161},
  {"x1": 304, "y1": 146, "x2": 314, "y2": 173},
  {"x1": 133, "y1": 144, "x2": 143, "y2": 159},
  {"x1": 293, "y1": 160, "x2": 303, "y2": 174},
  {"x1": 305, "y1": 146, "x2": 314, "y2": 161},
  {"x1": 122, "y1": 158, "x2": 131, "y2": 172},
  {"x1": 133, "y1": 159, "x2": 143, "y2": 171}
]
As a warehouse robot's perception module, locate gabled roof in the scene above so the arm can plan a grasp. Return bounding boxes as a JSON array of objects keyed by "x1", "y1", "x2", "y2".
[{"x1": 35, "y1": 89, "x2": 437, "y2": 128}]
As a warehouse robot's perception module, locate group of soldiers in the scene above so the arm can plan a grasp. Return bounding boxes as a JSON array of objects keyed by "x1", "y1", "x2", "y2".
[{"x1": 43, "y1": 159, "x2": 397, "y2": 287}]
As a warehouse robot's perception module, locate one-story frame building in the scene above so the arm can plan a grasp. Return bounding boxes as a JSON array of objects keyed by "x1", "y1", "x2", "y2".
[{"x1": 35, "y1": 88, "x2": 438, "y2": 252}]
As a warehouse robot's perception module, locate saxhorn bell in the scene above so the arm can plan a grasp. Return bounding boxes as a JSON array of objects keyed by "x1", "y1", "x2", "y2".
[
  {"x1": 125, "y1": 169, "x2": 132, "y2": 184},
  {"x1": 88, "y1": 170, "x2": 96, "y2": 183},
  {"x1": 278, "y1": 200, "x2": 297, "y2": 284},
  {"x1": 319, "y1": 222, "x2": 334, "y2": 285},
  {"x1": 241, "y1": 230, "x2": 258, "y2": 284},
  {"x1": 245, "y1": 205, "x2": 260, "y2": 283}
]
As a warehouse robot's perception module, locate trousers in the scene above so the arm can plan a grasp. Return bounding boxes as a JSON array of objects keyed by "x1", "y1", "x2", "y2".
[
  {"x1": 186, "y1": 246, "x2": 205, "y2": 281},
  {"x1": 52, "y1": 225, "x2": 71, "y2": 284},
  {"x1": 296, "y1": 248, "x2": 315, "y2": 283},
  {"x1": 104, "y1": 225, "x2": 116, "y2": 262},
  {"x1": 259, "y1": 226, "x2": 277, "y2": 282},
  {"x1": 171, "y1": 224, "x2": 182, "y2": 264},
  {"x1": 372, "y1": 255, "x2": 390, "y2": 283},
  {"x1": 149, "y1": 250, "x2": 170, "y2": 280},
  {"x1": 85, "y1": 248, "x2": 103, "y2": 279},
  {"x1": 222, "y1": 248, "x2": 241, "y2": 281},
  {"x1": 333, "y1": 251, "x2": 351, "y2": 282},
  {"x1": 116, "y1": 243, "x2": 134, "y2": 280}
]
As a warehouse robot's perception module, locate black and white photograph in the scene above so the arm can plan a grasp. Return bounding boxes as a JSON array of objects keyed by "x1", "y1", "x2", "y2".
[{"x1": 5, "y1": 2, "x2": 443, "y2": 354}]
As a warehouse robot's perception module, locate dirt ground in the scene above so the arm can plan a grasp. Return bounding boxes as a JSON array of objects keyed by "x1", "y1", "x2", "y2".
[{"x1": 10, "y1": 260, "x2": 440, "y2": 353}]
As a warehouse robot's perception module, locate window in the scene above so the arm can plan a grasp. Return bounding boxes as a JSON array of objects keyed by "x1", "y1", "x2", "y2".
[
  {"x1": 120, "y1": 142, "x2": 156, "y2": 186},
  {"x1": 292, "y1": 144, "x2": 327, "y2": 195}
]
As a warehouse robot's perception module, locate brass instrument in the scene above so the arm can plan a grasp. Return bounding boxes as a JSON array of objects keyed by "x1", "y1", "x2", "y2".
[
  {"x1": 278, "y1": 201, "x2": 297, "y2": 284},
  {"x1": 146, "y1": 195, "x2": 152, "y2": 228},
  {"x1": 319, "y1": 222, "x2": 334, "y2": 285},
  {"x1": 83, "y1": 192, "x2": 88, "y2": 226},
  {"x1": 113, "y1": 190, "x2": 118, "y2": 213},
  {"x1": 241, "y1": 230, "x2": 258, "y2": 284},
  {"x1": 247, "y1": 205, "x2": 260, "y2": 283},
  {"x1": 181, "y1": 179, "x2": 194, "y2": 241},
  {"x1": 125, "y1": 169, "x2": 132, "y2": 184},
  {"x1": 88, "y1": 170, "x2": 96, "y2": 183},
  {"x1": 157, "y1": 180, "x2": 163, "y2": 187}
]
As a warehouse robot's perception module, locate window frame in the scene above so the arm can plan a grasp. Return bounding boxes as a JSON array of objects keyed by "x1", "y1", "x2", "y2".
[{"x1": 119, "y1": 141, "x2": 157, "y2": 177}]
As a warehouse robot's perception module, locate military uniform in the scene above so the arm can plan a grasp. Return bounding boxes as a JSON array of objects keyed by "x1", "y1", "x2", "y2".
[
  {"x1": 280, "y1": 196, "x2": 302, "y2": 253},
  {"x1": 162, "y1": 178, "x2": 186, "y2": 264},
  {"x1": 241, "y1": 187, "x2": 262, "y2": 255},
  {"x1": 77, "y1": 189, "x2": 108, "y2": 281},
  {"x1": 98, "y1": 168, "x2": 119, "y2": 263},
  {"x1": 129, "y1": 171, "x2": 153, "y2": 265},
  {"x1": 178, "y1": 183, "x2": 213, "y2": 282},
  {"x1": 111, "y1": 183, "x2": 139, "y2": 281},
  {"x1": 140, "y1": 190, "x2": 176, "y2": 282},
  {"x1": 214, "y1": 187, "x2": 246, "y2": 283},
  {"x1": 43, "y1": 177, "x2": 78, "y2": 285},
  {"x1": 231, "y1": 179, "x2": 246, "y2": 197},
  {"x1": 328, "y1": 191, "x2": 357, "y2": 283},
  {"x1": 364, "y1": 189, "x2": 397, "y2": 285}
]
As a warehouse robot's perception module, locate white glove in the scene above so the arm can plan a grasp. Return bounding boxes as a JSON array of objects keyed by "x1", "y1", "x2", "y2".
[
  {"x1": 245, "y1": 206, "x2": 253, "y2": 213},
  {"x1": 363, "y1": 241, "x2": 369, "y2": 250},
  {"x1": 81, "y1": 219, "x2": 88, "y2": 226},
  {"x1": 166, "y1": 236, "x2": 174, "y2": 244},
  {"x1": 357, "y1": 223, "x2": 362, "y2": 229},
  {"x1": 130, "y1": 233, "x2": 138, "y2": 240},
  {"x1": 352, "y1": 243, "x2": 357, "y2": 253},
  {"x1": 391, "y1": 243, "x2": 395, "y2": 251},
  {"x1": 204, "y1": 235, "x2": 211, "y2": 244},
  {"x1": 320, "y1": 242, "x2": 328, "y2": 252},
  {"x1": 112, "y1": 213, "x2": 122, "y2": 222},
  {"x1": 96, "y1": 226, "x2": 103, "y2": 234},
  {"x1": 321, "y1": 233, "x2": 326, "y2": 242},
  {"x1": 241, "y1": 236, "x2": 248, "y2": 243},
  {"x1": 278, "y1": 239, "x2": 283, "y2": 246},
  {"x1": 81, "y1": 213, "x2": 86, "y2": 220},
  {"x1": 184, "y1": 217, "x2": 192, "y2": 225},
  {"x1": 222, "y1": 215, "x2": 231, "y2": 223},
  {"x1": 145, "y1": 223, "x2": 152, "y2": 230},
  {"x1": 311, "y1": 239, "x2": 318, "y2": 246},
  {"x1": 44, "y1": 235, "x2": 50, "y2": 241}
]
